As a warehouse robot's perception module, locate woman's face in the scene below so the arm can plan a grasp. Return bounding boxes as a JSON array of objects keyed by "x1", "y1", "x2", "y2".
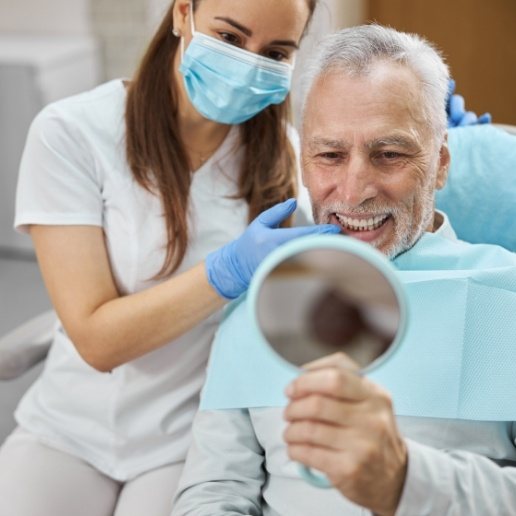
[{"x1": 173, "y1": 0, "x2": 312, "y2": 64}]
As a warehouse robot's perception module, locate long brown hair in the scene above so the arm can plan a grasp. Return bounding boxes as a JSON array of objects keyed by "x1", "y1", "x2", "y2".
[{"x1": 125, "y1": 0, "x2": 318, "y2": 277}]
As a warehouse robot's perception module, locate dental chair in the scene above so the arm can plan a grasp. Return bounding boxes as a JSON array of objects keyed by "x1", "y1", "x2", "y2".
[
  {"x1": 0, "y1": 309, "x2": 56, "y2": 381},
  {"x1": 1, "y1": 124, "x2": 515, "y2": 443}
]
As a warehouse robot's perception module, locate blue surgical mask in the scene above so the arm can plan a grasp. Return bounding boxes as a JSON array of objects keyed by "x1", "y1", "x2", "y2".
[{"x1": 178, "y1": 5, "x2": 294, "y2": 125}]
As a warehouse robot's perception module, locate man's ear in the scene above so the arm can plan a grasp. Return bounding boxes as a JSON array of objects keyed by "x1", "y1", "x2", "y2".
[
  {"x1": 435, "y1": 133, "x2": 450, "y2": 191},
  {"x1": 172, "y1": 0, "x2": 191, "y2": 37}
]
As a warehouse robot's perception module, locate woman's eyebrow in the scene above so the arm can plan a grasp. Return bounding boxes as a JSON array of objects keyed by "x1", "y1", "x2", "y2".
[
  {"x1": 214, "y1": 16, "x2": 252, "y2": 36},
  {"x1": 213, "y1": 16, "x2": 299, "y2": 48},
  {"x1": 269, "y1": 40, "x2": 299, "y2": 49}
]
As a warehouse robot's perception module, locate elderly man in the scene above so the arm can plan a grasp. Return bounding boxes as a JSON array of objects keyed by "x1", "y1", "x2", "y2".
[{"x1": 172, "y1": 25, "x2": 516, "y2": 515}]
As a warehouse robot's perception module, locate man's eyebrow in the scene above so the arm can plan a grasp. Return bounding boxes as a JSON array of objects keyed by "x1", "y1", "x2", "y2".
[
  {"x1": 213, "y1": 17, "x2": 299, "y2": 49},
  {"x1": 367, "y1": 136, "x2": 418, "y2": 149},
  {"x1": 307, "y1": 137, "x2": 349, "y2": 149},
  {"x1": 214, "y1": 17, "x2": 252, "y2": 37}
]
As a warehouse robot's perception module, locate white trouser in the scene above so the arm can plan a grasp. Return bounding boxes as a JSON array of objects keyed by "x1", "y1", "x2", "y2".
[{"x1": 0, "y1": 427, "x2": 184, "y2": 516}]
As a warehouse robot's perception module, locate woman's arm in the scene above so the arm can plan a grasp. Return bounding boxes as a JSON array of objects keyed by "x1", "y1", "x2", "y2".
[
  {"x1": 31, "y1": 225, "x2": 224, "y2": 372},
  {"x1": 31, "y1": 201, "x2": 339, "y2": 372}
]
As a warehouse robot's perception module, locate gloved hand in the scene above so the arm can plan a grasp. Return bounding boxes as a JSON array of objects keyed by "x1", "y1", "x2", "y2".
[
  {"x1": 205, "y1": 198, "x2": 341, "y2": 299},
  {"x1": 447, "y1": 78, "x2": 491, "y2": 127}
]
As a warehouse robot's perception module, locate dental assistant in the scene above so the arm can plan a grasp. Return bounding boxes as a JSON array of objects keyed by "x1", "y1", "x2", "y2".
[{"x1": 0, "y1": 1, "x2": 337, "y2": 515}]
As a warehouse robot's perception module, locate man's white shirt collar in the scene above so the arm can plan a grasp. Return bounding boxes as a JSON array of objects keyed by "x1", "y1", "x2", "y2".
[{"x1": 433, "y1": 210, "x2": 457, "y2": 241}]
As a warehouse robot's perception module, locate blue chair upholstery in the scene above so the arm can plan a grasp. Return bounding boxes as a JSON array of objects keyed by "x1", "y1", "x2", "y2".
[{"x1": 437, "y1": 125, "x2": 516, "y2": 251}]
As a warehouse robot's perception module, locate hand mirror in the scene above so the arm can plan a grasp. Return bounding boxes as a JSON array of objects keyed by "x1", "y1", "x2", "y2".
[{"x1": 247, "y1": 234, "x2": 407, "y2": 487}]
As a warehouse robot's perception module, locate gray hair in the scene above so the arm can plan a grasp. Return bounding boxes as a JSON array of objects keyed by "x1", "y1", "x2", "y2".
[{"x1": 301, "y1": 24, "x2": 450, "y2": 141}]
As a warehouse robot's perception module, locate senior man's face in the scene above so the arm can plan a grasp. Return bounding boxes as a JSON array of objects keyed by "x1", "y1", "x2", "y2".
[{"x1": 301, "y1": 62, "x2": 449, "y2": 258}]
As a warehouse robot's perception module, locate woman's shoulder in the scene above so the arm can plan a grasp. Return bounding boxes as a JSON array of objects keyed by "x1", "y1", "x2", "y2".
[
  {"x1": 32, "y1": 79, "x2": 127, "y2": 144},
  {"x1": 43, "y1": 79, "x2": 126, "y2": 114}
]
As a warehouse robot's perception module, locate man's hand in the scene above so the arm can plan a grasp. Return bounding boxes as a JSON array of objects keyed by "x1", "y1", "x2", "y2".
[{"x1": 283, "y1": 353, "x2": 408, "y2": 516}]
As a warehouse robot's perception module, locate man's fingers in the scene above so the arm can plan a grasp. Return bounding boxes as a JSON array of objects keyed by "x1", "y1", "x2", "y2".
[
  {"x1": 285, "y1": 365, "x2": 369, "y2": 402},
  {"x1": 286, "y1": 443, "x2": 357, "y2": 486},
  {"x1": 283, "y1": 420, "x2": 344, "y2": 450},
  {"x1": 284, "y1": 393, "x2": 363, "y2": 426},
  {"x1": 302, "y1": 351, "x2": 360, "y2": 372}
]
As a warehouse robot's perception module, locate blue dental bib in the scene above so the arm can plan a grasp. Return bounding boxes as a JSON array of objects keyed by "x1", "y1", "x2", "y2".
[{"x1": 201, "y1": 232, "x2": 516, "y2": 421}]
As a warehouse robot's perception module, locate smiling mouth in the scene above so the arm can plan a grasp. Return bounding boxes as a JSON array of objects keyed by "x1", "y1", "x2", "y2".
[{"x1": 334, "y1": 213, "x2": 390, "y2": 232}]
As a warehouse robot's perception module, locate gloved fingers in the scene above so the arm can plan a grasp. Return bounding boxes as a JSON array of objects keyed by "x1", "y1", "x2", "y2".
[
  {"x1": 448, "y1": 94, "x2": 466, "y2": 125},
  {"x1": 477, "y1": 112, "x2": 492, "y2": 124},
  {"x1": 457, "y1": 111, "x2": 478, "y2": 126},
  {"x1": 274, "y1": 224, "x2": 341, "y2": 244},
  {"x1": 256, "y1": 198, "x2": 297, "y2": 228},
  {"x1": 447, "y1": 78, "x2": 456, "y2": 100},
  {"x1": 446, "y1": 79, "x2": 492, "y2": 127}
]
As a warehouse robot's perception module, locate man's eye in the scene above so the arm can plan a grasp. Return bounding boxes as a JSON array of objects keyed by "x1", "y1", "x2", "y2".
[
  {"x1": 381, "y1": 151, "x2": 403, "y2": 160},
  {"x1": 317, "y1": 152, "x2": 342, "y2": 163},
  {"x1": 321, "y1": 152, "x2": 340, "y2": 159}
]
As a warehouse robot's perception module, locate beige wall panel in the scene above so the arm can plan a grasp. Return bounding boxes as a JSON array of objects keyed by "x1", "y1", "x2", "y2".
[{"x1": 368, "y1": 0, "x2": 516, "y2": 124}]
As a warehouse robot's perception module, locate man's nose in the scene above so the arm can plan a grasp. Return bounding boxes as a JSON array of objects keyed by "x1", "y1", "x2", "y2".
[{"x1": 335, "y1": 155, "x2": 378, "y2": 207}]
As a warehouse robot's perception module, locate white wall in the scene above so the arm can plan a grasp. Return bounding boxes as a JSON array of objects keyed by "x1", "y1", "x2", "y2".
[
  {"x1": 0, "y1": 0, "x2": 101, "y2": 252},
  {"x1": 146, "y1": 0, "x2": 171, "y2": 32},
  {"x1": 0, "y1": 0, "x2": 366, "y2": 84},
  {"x1": 333, "y1": 0, "x2": 367, "y2": 29},
  {"x1": 0, "y1": 0, "x2": 92, "y2": 34},
  {"x1": 291, "y1": 0, "x2": 366, "y2": 125}
]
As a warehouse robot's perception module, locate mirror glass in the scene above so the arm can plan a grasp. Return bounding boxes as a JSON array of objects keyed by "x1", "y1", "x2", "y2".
[{"x1": 255, "y1": 247, "x2": 402, "y2": 371}]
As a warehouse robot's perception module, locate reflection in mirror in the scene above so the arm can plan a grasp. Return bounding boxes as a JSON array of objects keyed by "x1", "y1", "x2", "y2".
[{"x1": 256, "y1": 248, "x2": 400, "y2": 370}]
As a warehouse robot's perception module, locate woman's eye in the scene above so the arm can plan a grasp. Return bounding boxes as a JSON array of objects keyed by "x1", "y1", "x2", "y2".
[
  {"x1": 266, "y1": 49, "x2": 288, "y2": 62},
  {"x1": 218, "y1": 32, "x2": 241, "y2": 46}
]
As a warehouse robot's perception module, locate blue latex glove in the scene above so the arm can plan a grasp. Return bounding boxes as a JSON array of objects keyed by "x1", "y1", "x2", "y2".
[
  {"x1": 446, "y1": 79, "x2": 491, "y2": 127},
  {"x1": 205, "y1": 198, "x2": 341, "y2": 299}
]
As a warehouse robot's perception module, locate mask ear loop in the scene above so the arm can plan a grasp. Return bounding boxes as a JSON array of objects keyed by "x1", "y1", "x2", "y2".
[{"x1": 180, "y1": 33, "x2": 185, "y2": 59}]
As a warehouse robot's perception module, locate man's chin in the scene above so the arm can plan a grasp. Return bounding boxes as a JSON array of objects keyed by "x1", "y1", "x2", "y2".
[{"x1": 384, "y1": 230, "x2": 427, "y2": 260}]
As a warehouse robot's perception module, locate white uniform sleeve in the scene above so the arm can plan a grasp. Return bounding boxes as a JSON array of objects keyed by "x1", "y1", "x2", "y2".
[
  {"x1": 396, "y1": 438, "x2": 516, "y2": 515},
  {"x1": 287, "y1": 125, "x2": 313, "y2": 226},
  {"x1": 172, "y1": 409, "x2": 265, "y2": 516},
  {"x1": 15, "y1": 105, "x2": 103, "y2": 233}
]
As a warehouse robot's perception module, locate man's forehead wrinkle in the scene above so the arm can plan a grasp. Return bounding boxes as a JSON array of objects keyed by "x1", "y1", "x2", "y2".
[{"x1": 307, "y1": 136, "x2": 350, "y2": 149}]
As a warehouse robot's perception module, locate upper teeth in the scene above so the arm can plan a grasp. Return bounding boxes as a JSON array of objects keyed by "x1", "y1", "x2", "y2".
[{"x1": 336, "y1": 213, "x2": 388, "y2": 231}]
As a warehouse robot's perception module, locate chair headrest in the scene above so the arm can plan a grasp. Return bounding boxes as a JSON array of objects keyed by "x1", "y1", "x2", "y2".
[{"x1": 436, "y1": 125, "x2": 516, "y2": 251}]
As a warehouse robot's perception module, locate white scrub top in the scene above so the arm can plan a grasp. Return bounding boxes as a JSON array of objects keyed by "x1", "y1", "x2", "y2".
[{"x1": 13, "y1": 79, "x2": 290, "y2": 480}]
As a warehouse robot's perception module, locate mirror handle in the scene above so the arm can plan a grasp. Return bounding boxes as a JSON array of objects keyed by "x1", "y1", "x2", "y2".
[{"x1": 298, "y1": 464, "x2": 332, "y2": 489}]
